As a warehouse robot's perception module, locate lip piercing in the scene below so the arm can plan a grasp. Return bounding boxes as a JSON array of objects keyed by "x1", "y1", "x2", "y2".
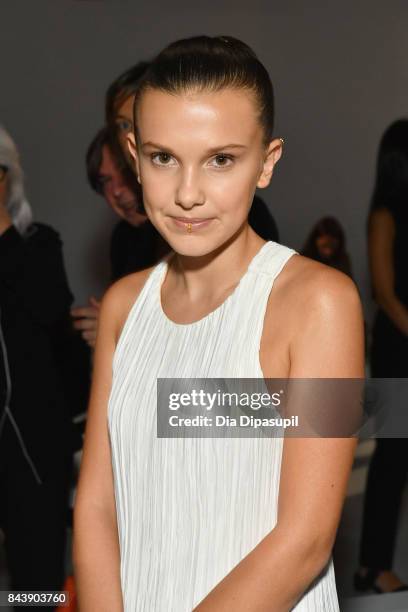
[{"x1": 186, "y1": 223, "x2": 192, "y2": 233}]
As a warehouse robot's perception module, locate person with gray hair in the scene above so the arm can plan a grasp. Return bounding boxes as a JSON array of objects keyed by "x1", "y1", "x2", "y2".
[
  {"x1": 0, "y1": 125, "x2": 90, "y2": 606},
  {"x1": 0, "y1": 126, "x2": 33, "y2": 235}
]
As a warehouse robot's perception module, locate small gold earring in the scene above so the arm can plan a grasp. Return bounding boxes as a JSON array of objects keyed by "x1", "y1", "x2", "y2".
[{"x1": 279, "y1": 137, "x2": 285, "y2": 145}]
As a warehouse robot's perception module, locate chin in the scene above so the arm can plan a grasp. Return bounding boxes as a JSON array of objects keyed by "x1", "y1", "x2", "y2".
[
  {"x1": 163, "y1": 233, "x2": 229, "y2": 260},
  {"x1": 127, "y1": 213, "x2": 147, "y2": 227}
]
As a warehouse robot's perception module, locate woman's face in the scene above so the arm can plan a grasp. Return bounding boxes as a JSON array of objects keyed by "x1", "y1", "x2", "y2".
[
  {"x1": 316, "y1": 233, "x2": 340, "y2": 260},
  {"x1": 98, "y1": 144, "x2": 146, "y2": 227},
  {"x1": 114, "y1": 94, "x2": 135, "y2": 164},
  {"x1": 129, "y1": 87, "x2": 281, "y2": 256}
]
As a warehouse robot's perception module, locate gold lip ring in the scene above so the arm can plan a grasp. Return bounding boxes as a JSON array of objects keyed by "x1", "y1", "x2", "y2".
[{"x1": 186, "y1": 223, "x2": 192, "y2": 233}]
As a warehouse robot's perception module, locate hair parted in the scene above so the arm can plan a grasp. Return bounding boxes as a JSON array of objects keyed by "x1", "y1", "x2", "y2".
[{"x1": 133, "y1": 35, "x2": 275, "y2": 146}]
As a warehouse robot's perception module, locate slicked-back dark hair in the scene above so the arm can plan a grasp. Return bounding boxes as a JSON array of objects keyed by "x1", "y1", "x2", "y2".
[{"x1": 133, "y1": 35, "x2": 275, "y2": 146}]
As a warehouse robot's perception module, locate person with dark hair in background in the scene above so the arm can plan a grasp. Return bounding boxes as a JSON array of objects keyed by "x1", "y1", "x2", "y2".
[
  {"x1": 354, "y1": 119, "x2": 408, "y2": 594},
  {"x1": 105, "y1": 61, "x2": 150, "y2": 168},
  {"x1": 74, "y1": 36, "x2": 364, "y2": 611},
  {"x1": 86, "y1": 127, "x2": 169, "y2": 280},
  {"x1": 71, "y1": 127, "x2": 171, "y2": 348},
  {"x1": 249, "y1": 194, "x2": 279, "y2": 242},
  {"x1": 0, "y1": 126, "x2": 90, "y2": 608},
  {"x1": 70, "y1": 62, "x2": 173, "y2": 350},
  {"x1": 301, "y1": 216, "x2": 352, "y2": 277}
]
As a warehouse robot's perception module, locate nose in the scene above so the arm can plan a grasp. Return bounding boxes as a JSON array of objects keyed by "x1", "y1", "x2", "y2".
[
  {"x1": 111, "y1": 176, "x2": 127, "y2": 199},
  {"x1": 175, "y1": 167, "x2": 205, "y2": 209}
]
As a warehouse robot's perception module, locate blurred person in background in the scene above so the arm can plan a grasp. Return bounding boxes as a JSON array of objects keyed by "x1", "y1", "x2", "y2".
[
  {"x1": 70, "y1": 127, "x2": 172, "y2": 349},
  {"x1": 0, "y1": 125, "x2": 89, "y2": 606},
  {"x1": 354, "y1": 119, "x2": 408, "y2": 594},
  {"x1": 301, "y1": 216, "x2": 352, "y2": 277},
  {"x1": 71, "y1": 63, "x2": 173, "y2": 350},
  {"x1": 105, "y1": 61, "x2": 149, "y2": 168},
  {"x1": 87, "y1": 126, "x2": 170, "y2": 281}
]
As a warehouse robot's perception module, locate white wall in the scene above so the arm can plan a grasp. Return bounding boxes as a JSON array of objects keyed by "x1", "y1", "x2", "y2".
[{"x1": 1, "y1": 0, "x2": 407, "y2": 322}]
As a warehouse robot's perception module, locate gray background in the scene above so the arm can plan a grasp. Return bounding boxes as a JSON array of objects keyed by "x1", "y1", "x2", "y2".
[{"x1": 1, "y1": 0, "x2": 407, "y2": 321}]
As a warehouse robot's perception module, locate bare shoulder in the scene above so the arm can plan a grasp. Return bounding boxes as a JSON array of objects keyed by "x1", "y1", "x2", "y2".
[
  {"x1": 278, "y1": 253, "x2": 361, "y2": 315},
  {"x1": 100, "y1": 265, "x2": 158, "y2": 345},
  {"x1": 281, "y1": 255, "x2": 364, "y2": 376},
  {"x1": 261, "y1": 252, "x2": 363, "y2": 378}
]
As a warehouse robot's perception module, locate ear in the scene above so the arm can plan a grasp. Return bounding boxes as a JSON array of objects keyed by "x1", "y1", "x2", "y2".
[
  {"x1": 257, "y1": 138, "x2": 283, "y2": 189},
  {"x1": 127, "y1": 132, "x2": 141, "y2": 183}
]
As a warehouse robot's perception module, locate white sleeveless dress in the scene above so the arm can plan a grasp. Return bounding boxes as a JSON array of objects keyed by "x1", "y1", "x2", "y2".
[{"x1": 108, "y1": 240, "x2": 340, "y2": 611}]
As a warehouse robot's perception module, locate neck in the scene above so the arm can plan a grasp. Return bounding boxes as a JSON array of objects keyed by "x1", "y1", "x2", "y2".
[{"x1": 166, "y1": 225, "x2": 265, "y2": 300}]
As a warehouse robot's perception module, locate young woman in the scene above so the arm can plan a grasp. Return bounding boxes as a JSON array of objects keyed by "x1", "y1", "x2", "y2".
[
  {"x1": 354, "y1": 119, "x2": 408, "y2": 594},
  {"x1": 73, "y1": 36, "x2": 364, "y2": 611}
]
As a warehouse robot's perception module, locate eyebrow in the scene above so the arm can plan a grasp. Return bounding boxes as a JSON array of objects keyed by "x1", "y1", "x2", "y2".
[
  {"x1": 116, "y1": 114, "x2": 133, "y2": 121},
  {"x1": 141, "y1": 141, "x2": 247, "y2": 154}
]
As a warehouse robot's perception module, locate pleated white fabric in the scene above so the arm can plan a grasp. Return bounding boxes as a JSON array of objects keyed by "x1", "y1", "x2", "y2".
[{"x1": 107, "y1": 240, "x2": 340, "y2": 611}]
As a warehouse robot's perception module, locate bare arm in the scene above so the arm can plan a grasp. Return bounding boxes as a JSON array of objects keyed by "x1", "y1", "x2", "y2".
[
  {"x1": 193, "y1": 268, "x2": 365, "y2": 611},
  {"x1": 368, "y1": 207, "x2": 408, "y2": 335}
]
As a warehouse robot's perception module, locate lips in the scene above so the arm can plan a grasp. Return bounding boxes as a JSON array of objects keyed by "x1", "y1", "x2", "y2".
[
  {"x1": 171, "y1": 216, "x2": 214, "y2": 230},
  {"x1": 172, "y1": 217, "x2": 214, "y2": 223},
  {"x1": 119, "y1": 200, "x2": 138, "y2": 210}
]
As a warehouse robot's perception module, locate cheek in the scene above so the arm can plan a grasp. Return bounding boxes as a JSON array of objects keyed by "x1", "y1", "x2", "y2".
[
  {"x1": 139, "y1": 163, "x2": 176, "y2": 211},
  {"x1": 103, "y1": 189, "x2": 119, "y2": 213},
  {"x1": 208, "y1": 165, "x2": 259, "y2": 214}
]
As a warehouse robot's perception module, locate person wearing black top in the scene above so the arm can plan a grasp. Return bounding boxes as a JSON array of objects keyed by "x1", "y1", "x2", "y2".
[
  {"x1": 0, "y1": 126, "x2": 89, "y2": 606},
  {"x1": 109, "y1": 216, "x2": 168, "y2": 282},
  {"x1": 88, "y1": 127, "x2": 171, "y2": 281},
  {"x1": 71, "y1": 128, "x2": 172, "y2": 348},
  {"x1": 354, "y1": 120, "x2": 408, "y2": 594}
]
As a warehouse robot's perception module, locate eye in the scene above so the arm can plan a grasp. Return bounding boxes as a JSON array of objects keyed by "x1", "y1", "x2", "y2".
[
  {"x1": 97, "y1": 175, "x2": 111, "y2": 190},
  {"x1": 210, "y1": 153, "x2": 234, "y2": 168},
  {"x1": 151, "y1": 152, "x2": 175, "y2": 166},
  {"x1": 116, "y1": 118, "x2": 132, "y2": 133}
]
